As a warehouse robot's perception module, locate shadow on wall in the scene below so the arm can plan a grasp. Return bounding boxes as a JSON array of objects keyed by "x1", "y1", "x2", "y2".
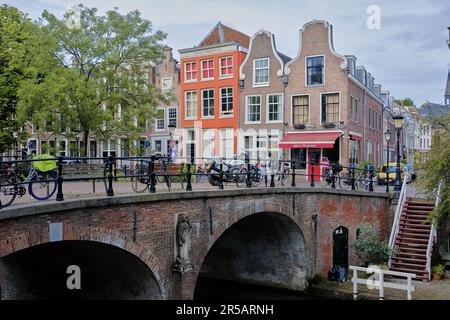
[
  {"x1": 194, "y1": 212, "x2": 311, "y2": 299},
  {"x1": 0, "y1": 240, "x2": 162, "y2": 300}
]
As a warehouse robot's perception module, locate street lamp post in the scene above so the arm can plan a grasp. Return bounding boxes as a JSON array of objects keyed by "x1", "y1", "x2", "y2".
[
  {"x1": 393, "y1": 115, "x2": 404, "y2": 191},
  {"x1": 384, "y1": 129, "x2": 391, "y2": 193},
  {"x1": 168, "y1": 124, "x2": 176, "y2": 159}
]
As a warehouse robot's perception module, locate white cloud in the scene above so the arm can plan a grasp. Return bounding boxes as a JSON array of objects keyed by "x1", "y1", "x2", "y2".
[{"x1": 5, "y1": 0, "x2": 450, "y2": 106}]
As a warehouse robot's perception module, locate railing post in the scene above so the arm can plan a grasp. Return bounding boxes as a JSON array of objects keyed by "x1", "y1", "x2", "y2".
[
  {"x1": 379, "y1": 272, "x2": 384, "y2": 300},
  {"x1": 270, "y1": 172, "x2": 275, "y2": 187},
  {"x1": 149, "y1": 155, "x2": 156, "y2": 193},
  {"x1": 331, "y1": 167, "x2": 336, "y2": 189},
  {"x1": 106, "y1": 155, "x2": 114, "y2": 196},
  {"x1": 246, "y1": 155, "x2": 251, "y2": 188},
  {"x1": 369, "y1": 167, "x2": 374, "y2": 192},
  {"x1": 291, "y1": 160, "x2": 296, "y2": 187},
  {"x1": 351, "y1": 166, "x2": 356, "y2": 191},
  {"x1": 310, "y1": 159, "x2": 315, "y2": 188},
  {"x1": 56, "y1": 156, "x2": 64, "y2": 201},
  {"x1": 407, "y1": 276, "x2": 412, "y2": 300},
  {"x1": 352, "y1": 268, "x2": 358, "y2": 300},
  {"x1": 186, "y1": 159, "x2": 192, "y2": 191},
  {"x1": 219, "y1": 162, "x2": 224, "y2": 190}
]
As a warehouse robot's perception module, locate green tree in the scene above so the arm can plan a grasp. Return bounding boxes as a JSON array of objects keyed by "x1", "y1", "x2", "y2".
[
  {"x1": 17, "y1": 4, "x2": 167, "y2": 156},
  {"x1": 0, "y1": 5, "x2": 37, "y2": 153},
  {"x1": 394, "y1": 98, "x2": 415, "y2": 106},
  {"x1": 418, "y1": 114, "x2": 450, "y2": 224}
]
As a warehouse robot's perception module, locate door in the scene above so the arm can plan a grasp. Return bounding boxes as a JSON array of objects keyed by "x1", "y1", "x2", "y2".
[
  {"x1": 307, "y1": 148, "x2": 321, "y2": 181},
  {"x1": 89, "y1": 141, "x2": 97, "y2": 159},
  {"x1": 333, "y1": 226, "x2": 349, "y2": 269}
]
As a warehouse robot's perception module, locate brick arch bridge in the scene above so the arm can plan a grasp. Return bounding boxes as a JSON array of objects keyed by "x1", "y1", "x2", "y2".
[{"x1": 0, "y1": 188, "x2": 389, "y2": 300}]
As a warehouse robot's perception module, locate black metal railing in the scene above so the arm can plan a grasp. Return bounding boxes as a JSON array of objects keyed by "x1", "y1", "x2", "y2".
[{"x1": 0, "y1": 153, "x2": 386, "y2": 210}]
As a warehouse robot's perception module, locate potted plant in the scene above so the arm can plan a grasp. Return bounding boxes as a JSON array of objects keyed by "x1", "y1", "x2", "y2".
[{"x1": 432, "y1": 264, "x2": 445, "y2": 280}]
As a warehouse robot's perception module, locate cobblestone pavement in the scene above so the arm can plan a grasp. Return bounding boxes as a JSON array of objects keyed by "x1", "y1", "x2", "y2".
[{"x1": 2, "y1": 175, "x2": 391, "y2": 209}]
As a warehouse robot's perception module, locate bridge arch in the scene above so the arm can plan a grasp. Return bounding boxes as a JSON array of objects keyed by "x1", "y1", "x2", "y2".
[
  {"x1": 0, "y1": 226, "x2": 168, "y2": 300},
  {"x1": 194, "y1": 209, "x2": 312, "y2": 299}
]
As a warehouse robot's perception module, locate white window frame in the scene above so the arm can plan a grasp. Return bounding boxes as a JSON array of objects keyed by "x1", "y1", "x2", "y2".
[
  {"x1": 168, "y1": 107, "x2": 177, "y2": 128},
  {"x1": 201, "y1": 88, "x2": 215, "y2": 119},
  {"x1": 202, "y1": 129, "x2": 215, "y2": 158},
  {"x1": 291, "y1": 94, "x2": 310, "y2": 126},
  {"x1": 155, "y1": 107, "x2": 165, "y2": 132},
  {"x1": 305, "y1": 55, "x2": 325, "y2": 87},
  {"x1": 220, "y1": 87, "x2": 233, "y2": 117},
  {"x1": 161, "y1": 77, "x2": 173, "y2": 93},
  {"x1": 245, "y1": 95, "x2": 262, "y2": 124},
  {"x1": 184, "y1": 61, "x2": 197, "y2": 83},
  {"x1": 184, "y1": 90, "x2": 198, "y2": 120},
  {"x1": 201, "y1": 59, "x2": 214, "y2": 81},
  {"x1": 219, "y1": 56, "x2": 233, "y2": 79},
  {"x1": 219, "y1": 128, "x2": 234, "y2": 159},
  {"x1": 266, "y1": 93, "x2": 283, "y2": 124},
  {"x1": 253, "y1": 57, "x2": 269, "y2": 87}
]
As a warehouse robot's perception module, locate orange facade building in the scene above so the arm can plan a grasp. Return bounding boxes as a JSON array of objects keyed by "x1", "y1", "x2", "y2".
[{"x1": 178, "y1": 23, "x2": 249, "y2": 161}]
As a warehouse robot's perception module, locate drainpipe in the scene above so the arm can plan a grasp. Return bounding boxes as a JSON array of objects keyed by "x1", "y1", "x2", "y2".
[{"x1": 281, "y1": 74, "x2": 289, "y2": 161}]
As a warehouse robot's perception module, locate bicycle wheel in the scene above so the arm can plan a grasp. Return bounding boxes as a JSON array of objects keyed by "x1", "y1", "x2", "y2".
[
  {"x1": 251, "y1": 167, "x2": 262, "y2": 187},
  {"x1": 29, "y1": 171, "x2": 57, "y2": 200},
  {"x1": 355, "y1": 175, "x2": 365, "y2": 190},
  {"x1": 131, "y1": 167, "x2": 148, "y2": 193},
  {"x1": 0, "y1": 174, "x2": 18, "y2": 209},
  {"x1": 338, "y1": 172, "x2": 354, "y2": 190},
  {"x1": 236, "y1": 167, "x2": 248, "y2": 188},
  {"x1": 280, "y1": 168, "x2": 290, "y2": 186}
]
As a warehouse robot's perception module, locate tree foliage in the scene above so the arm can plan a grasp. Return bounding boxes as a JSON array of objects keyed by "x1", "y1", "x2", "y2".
[
  {"x1": 418, "y1": 114, "x2": 450, "y2": 225},
  {"x1": 354, "y1": 224, "x2": 391, "y2": 265},
  {"x1": 0, "y1": 5, "x2": 37, "y2": 153},
  {"x1": 394, "y1": 98, "x2": 415, "y2": 106},
  {"x1": 17, "y1": 4, "x2": 168, "y2": 156}
]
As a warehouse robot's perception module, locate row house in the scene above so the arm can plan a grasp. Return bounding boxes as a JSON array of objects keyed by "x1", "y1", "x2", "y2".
[
  {"x1": 178, "y1": 23, "x2": 249, "y2": 160},
  {"x1": 237, "y1": 30, "x2": 291, "y2": 162},
  {"x1": 269, "y1": 20, "x2": 385, "y2": 179}
]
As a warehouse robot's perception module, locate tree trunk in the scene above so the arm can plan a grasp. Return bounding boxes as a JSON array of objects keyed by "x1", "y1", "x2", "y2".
[{"x1": 83, "y1": 130, "x2": 89, "y2": 161}]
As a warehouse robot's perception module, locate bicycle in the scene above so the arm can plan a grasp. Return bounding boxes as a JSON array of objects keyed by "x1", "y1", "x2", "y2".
[
  {"x1": 0, "y1": 155, "x2": 57, "y2": 209},
  {"x1": 273, "y1": 154, "x2": 290, "y2": 186}
]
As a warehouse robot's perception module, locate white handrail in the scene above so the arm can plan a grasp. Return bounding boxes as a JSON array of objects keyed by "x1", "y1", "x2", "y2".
[
  {"x1": 426, "y1": 181, "x2": 442, "y2": 279},
  {"x1": 350, "y1": 265, "x2": 415, "y2": 300},
  {"x1": 388, "y1": 172, "x2": 410, "y2": 268}
]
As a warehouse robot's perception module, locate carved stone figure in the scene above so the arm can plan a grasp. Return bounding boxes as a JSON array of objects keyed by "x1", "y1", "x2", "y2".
[{"x1": 173, "y1": 214, "x2": 193, "y2": 273}]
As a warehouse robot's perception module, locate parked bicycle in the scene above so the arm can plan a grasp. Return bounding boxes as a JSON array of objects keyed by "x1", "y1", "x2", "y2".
[
  {"x1": 0, "y1": 154, "x2": 57, "y2": 209},
  {"x1": 273, "y1": 154, "x2": 290, "y2": 186},
  {"x1": 206, "y1": 158, "x2": 242, "y2": 187}
]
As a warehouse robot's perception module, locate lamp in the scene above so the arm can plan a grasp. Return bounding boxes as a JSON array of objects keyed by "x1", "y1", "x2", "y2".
[
  {"x1": 281, "y1": 74, "x2": 289, "y2": 87},
  {"x1": 384, "y1": 129, "x2": 391, "y2": 193},
  {"x1": 239, "y1": 79, "x2": 245, "y2": 91},
  {"x1": 393, "y1": 115, "x2": 404, "y2": 192}
]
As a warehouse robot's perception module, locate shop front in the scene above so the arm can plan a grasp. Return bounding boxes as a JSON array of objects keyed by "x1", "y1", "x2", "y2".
[{"x1": 279, "y1": 131, "x2": 342, "y2": 181}]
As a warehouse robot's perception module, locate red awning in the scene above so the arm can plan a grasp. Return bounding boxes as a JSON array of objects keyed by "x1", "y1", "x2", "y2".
[{"x1": 279, "y1": 131, "x2": 341, "y2": 149}]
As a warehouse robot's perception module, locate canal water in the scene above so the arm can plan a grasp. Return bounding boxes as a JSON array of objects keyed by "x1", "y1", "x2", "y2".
[{"x1": 194, "y1": 277, "x2": 329, "y2": 300}]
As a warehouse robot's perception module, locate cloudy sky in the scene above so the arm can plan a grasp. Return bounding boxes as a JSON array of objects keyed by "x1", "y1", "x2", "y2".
[{"x1": 6, "y1": 0, "x2": 450, "y2": 106}]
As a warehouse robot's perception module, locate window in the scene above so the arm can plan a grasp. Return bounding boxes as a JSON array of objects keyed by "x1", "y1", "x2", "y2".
[
  {"x1": 154, "y1": 140, "x2": 162, "y2": 153},
  {"x1": 220, "y1": 87, "x2": 233, "y2": 115},
  {"x1": 186, "y1": 129, "x2": 196, "y2": 160},
  {"x1": 185, "y1": 91, "x2": 197, "y2": 119},
  {"x1": 292, "y1": 95, "x2": 309, "y2": 125},
  {"x1": 161, "y1": 77, "x2": 172, "y2": 93},
  {"x1": 59, "y1": 140, "x2": 66, "y2": 157},
  {"x1": 246, "y1": 95, "x2": 261, "y2": 123},
  {"x1": 168, "y1": 107, "x2": 177, "y2": 127},
  {"x1": 156, "y1": 108, "x2": 165, "y2": 131},
  {"x1": 350, "y1": 96, "x2": 358, "y2": 120},
  {"x1": 219, "y1": 56, "x2": 233, "y2": 78},
  {"x1": 244, "y1": 136, "x2": 253, "y2": 159},
  {"x1": 253, "y1": 58, "x2": 269, "y2": 86},
  {"x1": 349, "y1": 139, "x2": 360, "y2": 164},
  {"x1": 321, "y1": 93, "x2": 339, "y2": 123},
  {"x1": 267, "y1": 134, "x2": 279, "y2": 159},
  {"x1": 202, "y1": 129, "x2": 215, "y2": 158},
  {"x1": 184, "y1": 62, "x2": 197, "y2": 82},
  {"x1": 306, "y1": 56, "x2": 324, "y2": 85},
  {"x1": 201, "y1": 59, "x2": 214, "y2": 80},
  {"x1": 219, "y1": 128, "x2": 234, "y2": 159},
  {"x1": 202, "y1": 89, "x2": 215, "y2": 118},
  {"x1": 291, "y1": 148, "x2": 306, "y2": 169},
  {"x1": 267, "y1": 94, "x2": 282, "y2": 122},
  {"x1": 102, "y1": 140, "x2": 116, "y2": 158}
]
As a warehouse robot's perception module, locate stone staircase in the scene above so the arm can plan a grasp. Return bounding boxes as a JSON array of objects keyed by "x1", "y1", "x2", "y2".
[{"x1": 390, "y1": 197, "x2": 435, "y2": 282}]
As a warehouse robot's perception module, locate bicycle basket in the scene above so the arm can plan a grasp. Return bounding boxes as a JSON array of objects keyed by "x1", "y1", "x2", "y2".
[{"x1": 32, "y1": 154, "x2": 57, "y2": 172}]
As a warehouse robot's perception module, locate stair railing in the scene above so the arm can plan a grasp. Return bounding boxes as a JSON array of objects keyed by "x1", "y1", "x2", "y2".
[
  {"x1": 425, "y1": 181, "x2": 442, "y2": 280},
  {"x1": 388, "y1": 172, "x2": 410, "y2": 268}
]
